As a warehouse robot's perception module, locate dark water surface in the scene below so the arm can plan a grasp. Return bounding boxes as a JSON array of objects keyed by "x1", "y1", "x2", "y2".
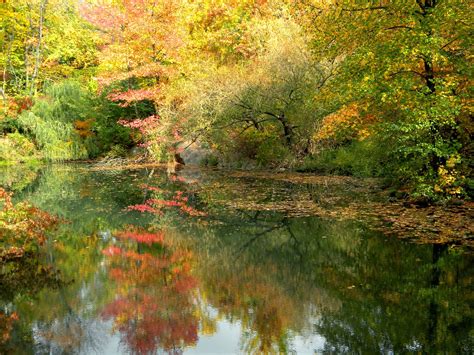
[{"x1": 1, "y1": 164, "x2": 472, "y2": 354}]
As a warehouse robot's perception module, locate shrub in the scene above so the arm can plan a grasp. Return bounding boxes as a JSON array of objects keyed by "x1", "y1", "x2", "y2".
[
  {"x1": 0, "y1": 188, "x2": 58, "y2": 261},
  {"x1": 219, "y1": 128, "x2": 291, "y2": 168},
  {"x1": 0, "y1": 133, "x2": 38, "y2": 163},
  {"x1": 15, "y1": 80, "x2": 131, "y2": 161},
  {"x1": 298, "y1": 139, "x2": 384, "y2": 177},
  {"x1": 18, "y1": 112, "x2": 87, "y2": 161},
  {"x1": 200, "y1": 154, "x2": 219, "y2": 167}
]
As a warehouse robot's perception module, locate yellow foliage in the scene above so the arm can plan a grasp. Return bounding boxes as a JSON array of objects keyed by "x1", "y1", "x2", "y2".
[{"x1": 435, "y1": 159, "x2": 463, "y2": 195}]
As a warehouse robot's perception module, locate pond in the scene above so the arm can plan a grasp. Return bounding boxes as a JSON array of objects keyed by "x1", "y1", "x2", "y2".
[{"x1": 0, "y1": 164, "x2": 473, "y2": 354}]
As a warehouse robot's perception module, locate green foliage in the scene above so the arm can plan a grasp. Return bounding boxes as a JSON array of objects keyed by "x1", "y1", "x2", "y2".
[
  {"x1": 157, "y1": 16, "x2": 323, "y2": 166},
  {"x1": 105, "y1": 144, "x2": 128, "y2": 159},
  {"x1": 0, "y1": 0, "x2": 100, "y2": 97},
  {"x1": 0, "y1": 132, "x2": 38, "y2": 163},
  {"x1": 296, "y1": 0, "x2": 472, "y2": 199},
  {"x1": 224, "y1": 129, "x2": 291, "y2": 167},
  {"x1": 298, "y1": 140, "x2": 384, "y2": 177},
  {"x1": 17, "y1": 81, "x2": 91, "y2": 161},
  {"x1": 200, "y1": 154, "x2": 219, "y2": 167},
  {"x1": 11, "y1": 80, "x2": 133, "y2": 161}
]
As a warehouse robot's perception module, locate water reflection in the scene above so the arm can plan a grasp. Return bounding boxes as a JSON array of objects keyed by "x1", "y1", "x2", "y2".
[
  {"x1": 101, "y1": 228, "x2": 198, "y2": 354},
  {"x1": 0, "y1": 164, "x2": 472, "y2": 354}
]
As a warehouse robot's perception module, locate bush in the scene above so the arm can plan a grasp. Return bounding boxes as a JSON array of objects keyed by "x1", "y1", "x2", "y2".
[
  {"x1": 18, "y1": 111, "x2": 87, "y2": 161},
  {"x1": 0, "y1": 133, "x2": 38, "y2": 163},
  {"x1": 106, "y1": 144, "x2": 128, "y2": 158},
  {"x1": 200, "y1": 154, "x2": 219, "y2": 167},
  {"x1": 219, "y1": 128, "x2": 291, "y2": 168},
  {"x1": 15, "y1": 80, "x2": 133, "y2": 161},
  {"x1": 0, "y1": 117, "x2": 21, "y2": 134},
  {"x1": 297, "y1": 139, "x2": 384, "y2": 177}
]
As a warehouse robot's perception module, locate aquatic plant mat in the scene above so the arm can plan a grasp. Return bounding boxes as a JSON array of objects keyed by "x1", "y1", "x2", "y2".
[{"x1": 199, "y1": 170, "x2": 474, "y2": 248}]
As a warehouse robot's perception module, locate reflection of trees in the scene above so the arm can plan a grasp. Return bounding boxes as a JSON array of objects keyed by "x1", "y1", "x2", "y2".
[
  {"x1": 311, "y1": 238, "x2": 473, "y2": 354},
  {"x1": 0, "y1": 164, "x2": 41, "y2": 193},
  {"x1": 173, "y1": 206, "x2": 474, "y2": 354},
  {"x1": 176, "y1": 210, "x2": 322, "y2": 353},
  {"x1": 2, "y1": 166, "x2": 472, "y2": 353},
  {"x1": 14, "y1": 165, "x2": 154, "y2": 234},
  {"x1": 101, "y1": 228, "x2": 199, "y2": 354},
  {"x1": 31, "y1": 235, "x2": 109, "y2": 354},
  {"x1": 0, "y1": 253, "x2": 61, "y2": 353}
]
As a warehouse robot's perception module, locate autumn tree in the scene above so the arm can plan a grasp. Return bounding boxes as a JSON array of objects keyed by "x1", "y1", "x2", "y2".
[
  {"x1": 295, "y1": 0, "x2": 473, "y2": 198},
  {"x1": 0, "y1": 0, "x2": 100, "y2": 101}
]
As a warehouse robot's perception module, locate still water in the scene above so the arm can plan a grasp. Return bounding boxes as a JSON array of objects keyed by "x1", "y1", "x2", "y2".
[{"x1": 0, "y1": 164, "x2": 472, "y2": 354}]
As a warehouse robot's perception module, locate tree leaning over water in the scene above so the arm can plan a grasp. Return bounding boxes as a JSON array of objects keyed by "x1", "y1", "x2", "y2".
[{"x1": 0, "y1": 0, "x2": 472, "y2": 200}]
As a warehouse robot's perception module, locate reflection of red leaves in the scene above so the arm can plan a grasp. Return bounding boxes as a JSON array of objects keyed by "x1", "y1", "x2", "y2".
[
  {"x1": 0, "y1": 311, "x2": 19, "y2": 345},
  {"x1": 126, "y1": 204, "x2": 161, "y2": 214},
  {"x1": 127, "y1": 189, "x2": 207, "y2": 217},
  {"x1": 139, "y1": 184, "x2": 163, "y2": 192},
  {"x1": 102, "y1": 293, "x2": 198, "y2": 353},
  {"x1": 102, "y1": 246, "x2": 123, "y2": 256},
  {"x1": 116, "y1": 230, "x2": 165, "y2": 245},
  {"x1": 180, "y1": 205, "x2": 207, "y2": 217},
  {"x1": 1, "y1": 188, "x2": 58, "y2": 260},
  {"x1": 173, "y1": 275, "x2": 198, "y2": 294},
  {"x1": 101, "y1": 226, "x2": 199, "y2": 353},
  {"x1": 169, "y1": 175, "x2": 186, "y2": 182}
]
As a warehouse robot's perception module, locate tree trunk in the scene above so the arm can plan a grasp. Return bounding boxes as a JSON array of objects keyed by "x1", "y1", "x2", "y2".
[
  {"x1": 277, "y1": 113, "x2": 294, "y2": 147},
  {"x1": 29, "y1": 0, "x2": 48, "y2": 96}
]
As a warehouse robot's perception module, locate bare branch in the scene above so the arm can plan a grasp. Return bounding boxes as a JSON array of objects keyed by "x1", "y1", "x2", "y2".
[
  {"x1": 341, "y1": 6, "x2": 388, "y2": 12},
  {"x1": 389, "y1": 70, "x2": 426, "y2": 79},
  {"x1": 384, "y1": 25, "x2": 414, "y2": 31}
]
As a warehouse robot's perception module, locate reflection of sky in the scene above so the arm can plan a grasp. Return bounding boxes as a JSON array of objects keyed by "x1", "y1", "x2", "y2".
[
  {"x1": 72, "y1": 317, "x2": 326, "y2": 354},
  {"x1": 78, "y1": 318, "x2": 243, "y2": 354},
  {"x1": 186, "y1": 319, "x2": 241, "y2": 354}
]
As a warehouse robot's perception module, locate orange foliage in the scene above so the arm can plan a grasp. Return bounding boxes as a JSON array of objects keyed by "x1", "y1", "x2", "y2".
[
  {"x1": 0, "y1": 312, "x2": 19, "y2": 346},
  {"x1": 315, "y1": 104, "x2": 378, "y2": 145},
  {"x1": 73, "y1": 119, "x2": 95, "y2": 138}
]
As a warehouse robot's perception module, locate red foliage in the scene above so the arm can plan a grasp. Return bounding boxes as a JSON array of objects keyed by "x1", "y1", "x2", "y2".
[
  {"x1": 102, "y1": 246, "x2": 123, "y2": 256},
  {"x1": 126, "y1": 185, "x2": 206, "y2": 217},
  {"x1": 115, "y1": 229, "x2": 165, "y2": 245},
  {"x1": 139, "y1": 184, "x2": 164, "y2": 192},
  {"x1": 107, "y1": 88, "x2": 158, "y2": 107},
  {"x1": 0, "y1": 188, "x2": 13, "y2": 210},
  {"x1": 118, "y1": 115, "x2": 160, "y2": 134},
  {"x1": 6, "y1": 97, "x2": 34, "y2": 116},
  {"x1": 128, "y1": 192, "x2": 206, "y2": 217},
  {"x1": 169, "y1": 175, "x2": 187, "y2": 183},
  {"x1": 173, "y1": 275, "x2": 198, "y2": 294},
  {"x1": 1, "y1": 188, "x2": 58, "y2": 262}
]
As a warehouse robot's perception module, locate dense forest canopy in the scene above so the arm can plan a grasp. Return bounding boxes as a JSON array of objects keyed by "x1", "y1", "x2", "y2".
[{"x1": 0, "y1": 0, "x2": 472, "y2": 200}]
